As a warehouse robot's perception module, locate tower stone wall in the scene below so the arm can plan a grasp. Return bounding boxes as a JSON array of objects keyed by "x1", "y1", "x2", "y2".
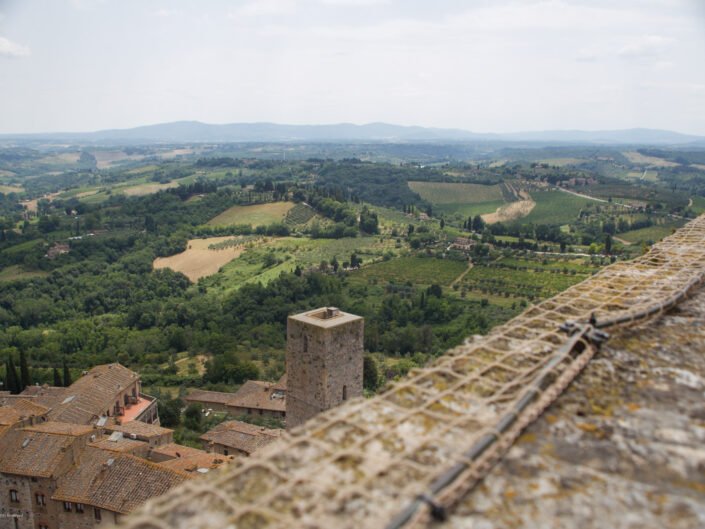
[{"x1": 286, "y1": 307, "x2": 364, "y2": 430}]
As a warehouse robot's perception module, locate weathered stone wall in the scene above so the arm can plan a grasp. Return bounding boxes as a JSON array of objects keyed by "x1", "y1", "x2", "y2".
[{"x1": 0, "y1": 474, "x2": 33, "y2": 529}]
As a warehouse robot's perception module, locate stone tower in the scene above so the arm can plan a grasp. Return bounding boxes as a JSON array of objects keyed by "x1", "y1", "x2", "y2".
[{"x1": 286, "y1": 307, "x2": 364, "y2": 430}]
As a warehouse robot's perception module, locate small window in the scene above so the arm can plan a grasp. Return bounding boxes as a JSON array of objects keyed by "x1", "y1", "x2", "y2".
[
  {"x1": 36, "y1": 493, "x2": 46, "y2": 506},
  {"x1": 10, "y1": 489, "x2": 19, "y2": 503},
  {"x1": 39, "y1": 525, "x2": 49, "y2": 529},
  {"x1": 303, "y1": 334, "x2": 308, "y2": 352},
  {"x1": 63, "y1": 501, "x2": 72, "y2": 512},
  {"x1": 76, "y1": 503, "x2": 84, "y2": 513},
  {"x1": 94, "y1": 508, "x2": 102, "y2": 522},
  {"x1": 342, "y1": 385, "x2": 347, "y2": 401}
]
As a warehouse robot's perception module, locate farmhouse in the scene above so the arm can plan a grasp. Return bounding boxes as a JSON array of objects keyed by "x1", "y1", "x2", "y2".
[
  {"x1": 450, "y1": 236, "x2": 477, "y2": 253},
  {"x1": 46, "y1": 243, "x2": 70, "y2": 259}
]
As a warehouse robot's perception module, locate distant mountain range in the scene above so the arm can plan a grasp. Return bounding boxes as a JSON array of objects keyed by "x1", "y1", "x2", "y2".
[{"x1": 2, "y1": 121, "x2": 703, "y2": 145}]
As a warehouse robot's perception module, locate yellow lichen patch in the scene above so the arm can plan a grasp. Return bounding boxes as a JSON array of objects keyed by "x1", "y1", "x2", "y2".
[
  {"x1": 517, "y1": 432, "x2": 537, "y2": 444},
  {"x1": 503, "y1": 487, "x2": 517, "y2": 501},
  {"x1": 576, "y1": 422, "x2": 599, "y2": 433},
  {"x1": 233, "y1": 511, "x2": 275, "y2": 529},
  {"x1": 415, "y1": 370, "x2": 460, "y2": 393}
]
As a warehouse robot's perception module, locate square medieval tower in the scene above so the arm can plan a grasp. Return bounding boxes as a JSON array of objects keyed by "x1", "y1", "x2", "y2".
[{"x1": 286, "y1": 307, "x2": 364, "y2": 430}]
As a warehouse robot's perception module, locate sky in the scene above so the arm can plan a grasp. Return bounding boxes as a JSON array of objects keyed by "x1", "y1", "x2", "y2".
[{"x1": 0, "y1": 0, "x2": 704, "y2": 135}]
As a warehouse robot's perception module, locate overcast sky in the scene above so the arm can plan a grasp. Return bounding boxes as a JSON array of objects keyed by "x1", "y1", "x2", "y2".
[{"x1": 0, "y1": 0, "x2": 704, "y2": 134}]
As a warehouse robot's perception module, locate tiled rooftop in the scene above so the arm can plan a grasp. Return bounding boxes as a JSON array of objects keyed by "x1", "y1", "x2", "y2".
[
  {"x1": 48, "y1": 363, "x2": 139, "y2": 425},
  {"x1": 149, "y1": 443, "x2": 209, "y2": 460},
  {"x1": 159, "y1": 453, "x2": 235, "y2": 473},
  {"x1": 90, "y1": 436, "x2": 148, "y2": 454},
  {"x1": 0, "y1": 429, "x2": 79, "y2": 478},
  {"x1": 200, "y1": 420, "x2": 281, "y2": 455},
  {"x1": 23, "y1": 420, "x2": 95, "y2": 437},
  {"x1": 105, "y1": 418, "x2": 172, "y2": 439},
  {"x1": 53, "y1": 447, "x2": 190, "y2": 514}
]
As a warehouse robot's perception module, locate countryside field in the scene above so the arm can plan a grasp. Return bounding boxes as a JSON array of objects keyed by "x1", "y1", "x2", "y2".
[
  {"x1": 122, "y1": 181, "x2": 181, "y2": 196},
  {"x1": 460, "y1": 258, "x2": 591, "y2": 301},
  {"x1": 208, "y1": 201, "x2": 295, "y2": 227},
  {"x1": 622, "y1": 151, "x2": 680, "y2": 167},
  {"x1": 409, "y1": 181, "x2": 504, "y2": 204},
  {"x1": 518, "y1": 190, "x2": 594, "y2": 225},
  {"x1": 539, "y1": 157, "x2": 586, "y2": 167},
  {"x1": 153, "y1": 236, "x2": 254, "y2": 282},
  {"x1": 0, "y1": 184, "x2": 23, "y2": 194},
  {"x1": 0, "y1": 265, "x2": 49, "y2": 283},
  {"x1": 203, "y1": 235, "x2": 399, "y2": 293},
  {"x1": 618, "y1": 223, "x2": 682, "y2": 244},
  {"x1": 349, "y1": 256, "x2": 468, "y2": 288}
]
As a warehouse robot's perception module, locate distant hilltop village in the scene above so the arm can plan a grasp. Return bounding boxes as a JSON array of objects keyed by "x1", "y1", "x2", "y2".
[{"x1": 0, "y1": 307, "x2": 364, "y2": 529}]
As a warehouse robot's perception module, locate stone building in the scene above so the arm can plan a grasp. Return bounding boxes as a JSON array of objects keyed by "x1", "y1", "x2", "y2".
[
  {"x1": 102, "y1": 421, "x2": 174, "y2": 448},
  {"x1": 0, "y1": 364, "x2": 198, "y2": 529},
  {"x1": 52, "y1": 447, "x2": 189, "y2": 529},
  {"x1": 184, "y1": 375, "x2": 286, "y2": 419},
  {"x1": 0, "y1": 422, "x2": 95, "y2": 529},
  {"x1": 286, "y1": 307, "x2": 364, "y2": 429},
  {"x1": 199, "y1": 420, "x2": 281, "y2": 456},
  {"x1": 47, "y1": 363, "x2": 159, "y2": 426}
]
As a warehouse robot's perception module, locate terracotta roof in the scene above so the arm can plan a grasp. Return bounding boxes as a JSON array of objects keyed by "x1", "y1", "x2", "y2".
[
  {"x1": 1, "y1": 398, "x2": 50, "y2": 418},
  {"x1": 0, "y1": 429, "x2": 78, "y2": 478},
  {"x1": 89, "y1": 436, "x2": 148, "y2": 454},
  {"x1": 22, "y1": 420, "x2": 95, "y2": 437},
  {"x1": 185, "y1": 380, "x2": 286, "y2": 413},
  {"x1": 229, "y1": 380, "x2": 286, "y2": 413},
  {"x1": 273, "y1": 373, "x2": 287, "y2": 391},
  {"x1": 104, "y1": 421, "x2": 173, "y2": 439},
  {"x1": 200, "y1": 420, "x2": 281, "y2": 455},
  {"x1": 184, "y1": 389, "x2": 236, "y2": 405},
  {"x1": 159, "y1": 453, "x2": 234, "y2": 473},
  {"x1": 53, "y1": 447, "x2": 190, "y2": 514},
  {"x1": 48, "y1": 363, "x2": 140, "y2": 425},
  {"x1": 0, "y1": 406, "x2": 21, "y2": 426},
  {"x1": 149, "y1": 443, "x2": 209, "y2": 460},
  {"x1": 19, "y1": 385, "x2": 67, "y2": 408}
]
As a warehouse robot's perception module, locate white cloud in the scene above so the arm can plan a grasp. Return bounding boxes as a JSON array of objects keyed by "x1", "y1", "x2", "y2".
[
  {"x1": 618, "y1": 35, "x2": 672, "y2": 58},
  {"x1": 228, "y1": 0, "x2": 299, "y2": 18},
  {"x1": 317, "y1": 0, "x2": 389, "y2": 5},
  {"x1": 153, "y1": 8, "x2": 181, "y2": 18},
  {"x1": 0, "y1": 36, "x2": 30, "y2": 58}
]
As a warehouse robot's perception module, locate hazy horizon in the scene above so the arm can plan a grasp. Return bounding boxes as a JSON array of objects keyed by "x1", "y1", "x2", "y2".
[
  {"x1": 1, "y1": 119, "x2": 703, "y2": 139},
  {"x1": 1, "y1": 0, "x2": 704, "y2": 135}
]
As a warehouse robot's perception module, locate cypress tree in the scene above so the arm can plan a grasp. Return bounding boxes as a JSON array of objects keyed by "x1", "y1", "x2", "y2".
[
  {"x1": 53, "y1": 367, "x2": 62, "y2": 387},
  {"x1": 63, "y1": 359, "x2": 72, "y2": 387},
  {"x1": 6, "y1": 357, "x2": 20, "y2": 394},
  {"x1": 19, "y1": 350, "x2": 31, "y2": 391}
]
